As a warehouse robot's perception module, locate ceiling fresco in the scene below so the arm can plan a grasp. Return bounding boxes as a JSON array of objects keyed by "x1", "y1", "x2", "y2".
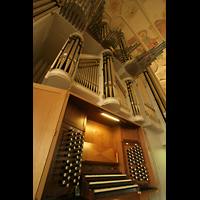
[{"x1": 102, "y1": 0, "x2": 166, "y2": 92}]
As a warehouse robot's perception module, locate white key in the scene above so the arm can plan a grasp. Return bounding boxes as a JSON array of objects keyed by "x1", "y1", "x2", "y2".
[
  {"x1": 93, "y1": 184, "x2": 138, "y2": 193},
  {"x1": 89, "y1": 179, "x2": 132, "y2": 185},
  {"x1": 85, "y1": 174, "x2": 127, "y2": 178}
]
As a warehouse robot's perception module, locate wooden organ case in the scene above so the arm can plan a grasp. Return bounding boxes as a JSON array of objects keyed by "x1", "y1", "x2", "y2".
[{"x1": 33, "y1": 83, "x2": 158, "y2": 200}]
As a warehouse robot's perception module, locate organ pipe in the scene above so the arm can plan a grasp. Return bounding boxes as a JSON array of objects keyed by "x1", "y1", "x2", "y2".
[
  {"x1": 74, "y1": 59, "x2": 100, "y2": 93},
  {"x1": 51, "y1": 33, "x2": 83, "y2": 77},
  {"x1": 126, "y1": 80, "x2": 141, "y2": 116},
  {"x1": 42, "y1": 32, "x2": 84, "y2": 90},
  {"x1": 59, "y1": 0, "x2": 105, "y2": 33},
  {"x1": 102, "y1": 50, "x2": 117, "y2": 99}
]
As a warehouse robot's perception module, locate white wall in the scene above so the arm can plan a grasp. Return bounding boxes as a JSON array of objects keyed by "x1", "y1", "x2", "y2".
[{"x1": 143, "y1": 127, "x2": 166, "y2": 200}]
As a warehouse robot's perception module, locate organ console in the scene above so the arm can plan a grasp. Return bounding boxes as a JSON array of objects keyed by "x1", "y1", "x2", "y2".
[{"x1": 33, "y1": 83, "x2": 158, "y2": 200}]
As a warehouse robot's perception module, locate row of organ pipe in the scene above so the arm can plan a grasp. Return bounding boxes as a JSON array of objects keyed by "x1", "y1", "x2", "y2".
[
  {"x1": 56, "y1": 1, "x2": 142, "y2": 65},
  {"x1": 51, "y1": 34, "x2": 83, "y2": 76},
  {"x1": 33, "y1": 0, "x2": 60, "y2": 22},
  {"x1": 59, "y1": 0, "x2": 105, "y2": 33},
  {"x1": 126, "y1": 80, "x2": 141, "y2": 116},
  {"x1": 42, "y1": 33, "x2": 84, "y2": 89},
  {"x1": 74, "y1": 59, "x2": 100, "y2": 93},
  {"x1": 42, "y1": 32, "x2": 143, "y2": 118},
  {"x1": 50, "y1": 1, "x2": 165, "y2": 80},
  {"x1": 87, "y1": 19, "x2": 141, "y2": 64},
  {"x1": 102, "y1": 50, "x2": 116, "y2": 99}
]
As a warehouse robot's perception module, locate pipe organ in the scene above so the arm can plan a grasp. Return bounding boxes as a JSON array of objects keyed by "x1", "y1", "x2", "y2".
[
  {"x1": 51, "y1": 1, "x2": 166, "y2": 81},
  {"x1": 33, "y1": 4, "x2": 166, "y2": 200},
  {"x1": 42, "y1": 32, "x2": 84, "y2": 90},
  {"x1": 40, "y1": 30, "x2": 165, "y2": 129},
  {"x1": 41, "y1": 32, "x2": 159, "y2": 120}
]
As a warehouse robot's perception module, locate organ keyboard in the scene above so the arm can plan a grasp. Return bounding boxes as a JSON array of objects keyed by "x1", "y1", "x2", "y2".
[
  {"x1": 93, "y1": 184, "x2": 138, "y2": 193},
  {"x1": 81, "y1": 173, "x2": 139, "y2": 199}
]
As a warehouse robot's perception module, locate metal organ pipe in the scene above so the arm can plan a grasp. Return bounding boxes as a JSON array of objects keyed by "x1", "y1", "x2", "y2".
[
  {"x1": 101, "y1": 49, "x2": 121, "y2": 113},
  {"x1": 101, "y1": 20, "x2": 109, "y2": 41},
  {"x1": 126, "y1": 80, "x2": 141, "y2": 116},
  {"x1": 74, "y1": 59, "x2": 100, "y2": 93},
  {"x1": 102, "y1": 50, "x2": 116, "y2": 99},
  {"x1": 42, "y1": 32, "x2": 84, "y2": 90},
  {"x1": 52, "y1": 33, "x2": 83, "y2": 76},
  {"x1": 59, "y1": 0, "x2": 105, "y2": 33}
]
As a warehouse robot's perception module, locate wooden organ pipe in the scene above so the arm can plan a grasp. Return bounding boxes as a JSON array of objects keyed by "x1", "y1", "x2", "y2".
[
  {"x1": 125, "y1": 80, "x2": 141, "y2": 116},
  {"x1": 102, "y1": 50, "x2": 117, "y2": 99}
]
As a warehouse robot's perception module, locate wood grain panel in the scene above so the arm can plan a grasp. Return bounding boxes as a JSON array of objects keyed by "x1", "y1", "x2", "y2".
[
  {"x1": 33, "y1": 83, "x2": 67, "y2": 199},
  {"x1": 62, "y1": 99, "x2": 87, "y2": 131},
  {"x1": 82, "y1": 142, "x2": 117, "y2": 164},
  {"x1": 84, "y1": 119, "x2": 113, "y2": 148},
  {"x1": 121, "y1": 127, "x2": 139, "y2": 141},
  {"x1": 112, "y1": 126, "x2": 125, "y2": 174}
]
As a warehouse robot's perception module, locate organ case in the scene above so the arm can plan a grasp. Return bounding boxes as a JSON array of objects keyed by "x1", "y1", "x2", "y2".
[{"x1": 33, "y1": 83, "x2": 158, "y2": 200}]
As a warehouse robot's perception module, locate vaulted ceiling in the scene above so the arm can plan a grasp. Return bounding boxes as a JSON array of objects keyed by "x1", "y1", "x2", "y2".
[{"x1": 102, "y1": 0, "x2": 166, "y2": 92}]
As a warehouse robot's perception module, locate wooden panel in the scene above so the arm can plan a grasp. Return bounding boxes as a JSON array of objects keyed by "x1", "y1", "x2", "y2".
[
  {"x1": 62, "y1": 99, "x2": 87, "y2": 131},
  {"x1": 68, "y1": 93, "x2": 141, "y2": 128},
  {"x1": 33, "y1": 83, "x2": 67, "y2": 199},
  {"x1": 112, "y1": 126, "x2": 125, "y2": 174},
  {"x1": 81, "y1": 163, "x2": 119, "y2": 174},
  {"x1": 84, "y1": 119, "x2": 113, "y2": 148},
  {"x1": 121, "y1": 127, "x2": 139, "y2": 141},
  {"x1": 82, "y1": 142, "x2": 117, "y2": 164},
  {"x1": 95, "y1": 192, "x2": 140, "y2": 200}
]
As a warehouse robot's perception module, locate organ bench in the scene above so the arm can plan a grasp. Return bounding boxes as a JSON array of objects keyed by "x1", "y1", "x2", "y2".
[{"x1": 33, "y1": 83, "x2": 158, "y2": 200}]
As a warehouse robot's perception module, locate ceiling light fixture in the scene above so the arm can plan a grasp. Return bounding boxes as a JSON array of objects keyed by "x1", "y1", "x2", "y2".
[{"x1": 101, "y1": 113, "x2": 120, "y2": 122}]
